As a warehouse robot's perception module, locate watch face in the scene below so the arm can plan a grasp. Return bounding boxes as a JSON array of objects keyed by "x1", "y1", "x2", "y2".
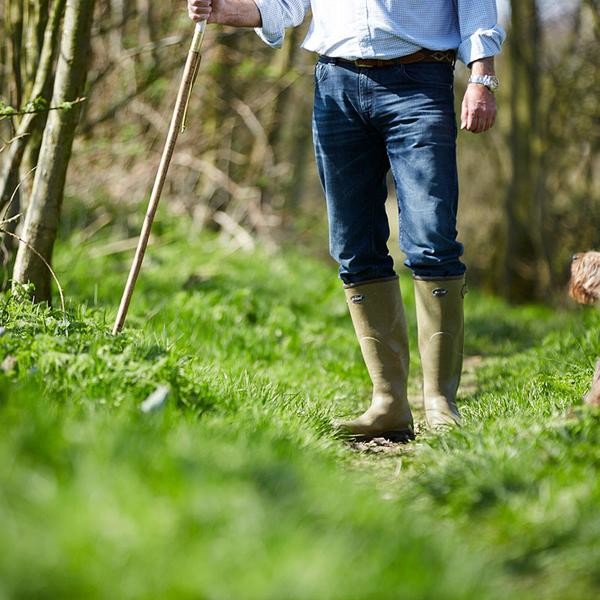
[{"x1": 486, "y1": 75, "x2": 499, "y2": 90}]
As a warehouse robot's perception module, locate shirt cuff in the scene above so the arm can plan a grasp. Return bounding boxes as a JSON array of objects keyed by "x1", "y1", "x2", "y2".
[
  {"x1": 457, "y1": 25, "x2": 506, "y2": 65},
  {"x1": 253, "y1": 0, "x2": 285, "y2": 48}
]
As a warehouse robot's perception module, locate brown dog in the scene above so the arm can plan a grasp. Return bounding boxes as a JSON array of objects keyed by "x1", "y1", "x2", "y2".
[
  {"x1": 569, "y1": 251, "x2": 600, "y2": 305},
  {"x1": 569, "y1": 251, "x2": 600, "y2": 406}
]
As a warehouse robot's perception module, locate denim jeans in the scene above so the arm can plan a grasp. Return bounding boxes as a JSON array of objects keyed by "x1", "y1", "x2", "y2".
[{"x1": 312, "y1": 58, "x2": 466, "y2": 284}]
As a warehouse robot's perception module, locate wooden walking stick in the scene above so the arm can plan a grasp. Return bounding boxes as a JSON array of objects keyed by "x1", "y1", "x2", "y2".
[{"x1": 112, "y1": 22, "x2": 207, "y2": 335}]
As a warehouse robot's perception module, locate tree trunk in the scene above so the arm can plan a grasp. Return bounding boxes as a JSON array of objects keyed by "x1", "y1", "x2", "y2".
[
  {"x1": 7, "y1": 0, "x2": 24, "y2": 109},
  {"x1": 22, "y1": 0, "x2": 51, "y2": 94},
  {"x1": 12, "y1": 0, "x2": 95, "y2": 302},
  {"x1": 18, "y1": 0, "x2": 54, "y2": 204},
  {"x1": 503, "y1": 0, "x2": 541, "y2": 301},
  {"x1": 0, "y1": 0, "x2": 66, "y2": 288},
  {"x1": 0, "y1": 0, "x2": 66, "y2": 210},
  {"x1": 137, "y1": 0, "x2": 159, "y2": 70},
  {"x1": 0, "y1": 2, "x2": 7, "y2": 103}
]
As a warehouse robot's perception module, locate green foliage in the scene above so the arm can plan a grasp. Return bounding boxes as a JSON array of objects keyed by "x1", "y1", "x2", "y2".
[
  {"x1": 23, "y1": 96, "x2": 49, "y2": 113},
  {"x1": 55, "y1": 98, "x2": 82, "y2": 111},
  {"x1": 0, "y1": 99, "x2": 18, "y2": 117},
  {"x1": 1, "y1": 224, "x2": 599, "y2": 598},
  {"x1": 0, "y1": 96, "x2": 81, "y2": 120}
]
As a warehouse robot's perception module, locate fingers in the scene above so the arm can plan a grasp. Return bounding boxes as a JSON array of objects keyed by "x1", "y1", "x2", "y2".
[
  {"x1": 477, "y1": 107, "x2": 496, "y2": 133},
  {"x1": 188, "y1": 0, "x2": 211, "y2": 22},
  {"x1": 460, "y1": 96, "x2": 469, "y2": 131},
  {"x1": 484, "y1": 111, "x2": 496, "y2": 132},
  {"x1": 473, "y1": 115, "x2": 488, "y2": 134},
  {"x1": 461, "y1": 85, "x2": 497, "y2": 134}
]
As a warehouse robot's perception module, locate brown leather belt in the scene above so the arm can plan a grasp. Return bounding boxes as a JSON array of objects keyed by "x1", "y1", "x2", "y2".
[{"x1": 320, "y1": 49, "x2": 456, "y2": 68}]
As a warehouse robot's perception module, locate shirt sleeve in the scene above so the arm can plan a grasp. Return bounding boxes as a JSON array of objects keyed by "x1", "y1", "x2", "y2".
[
  {"x1": 253, "y1": 0, "x2": 310, "y2": 48},
  {"x1": 456, "y1": 0, "x2": 506, "y2": 65}
]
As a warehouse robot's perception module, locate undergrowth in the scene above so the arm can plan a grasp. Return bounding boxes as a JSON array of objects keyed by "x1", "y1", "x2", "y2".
[{"x1": 1, "y1": 225, "x2": 599, "y2": 599}]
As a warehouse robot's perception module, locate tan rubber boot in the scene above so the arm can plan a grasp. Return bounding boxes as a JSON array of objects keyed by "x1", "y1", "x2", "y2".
[
  {"x1": 414, "y1": 276, "x2": 466, "y2": 429},
  {"x1": 335, "y1": 277, "x2": 414, "y2": 441}
]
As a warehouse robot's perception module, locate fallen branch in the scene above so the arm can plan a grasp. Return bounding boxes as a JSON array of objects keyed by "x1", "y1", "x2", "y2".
[{"x1": 88, "y1": 235, "x2": 155, "y2": 258}]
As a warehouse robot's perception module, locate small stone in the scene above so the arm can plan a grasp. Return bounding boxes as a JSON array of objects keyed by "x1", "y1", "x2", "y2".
[
  {"x1": 140, "y1": 385, "x2": 170, "y2": 413},
  {"x1": 1, "y1": 355, "x2": 17, "y2": 373}
]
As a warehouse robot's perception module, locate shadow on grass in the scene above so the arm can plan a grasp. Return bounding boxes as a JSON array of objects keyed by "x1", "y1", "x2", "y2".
[{"x1": 466, "y1": 314, "x2": 551, "y2": 357}]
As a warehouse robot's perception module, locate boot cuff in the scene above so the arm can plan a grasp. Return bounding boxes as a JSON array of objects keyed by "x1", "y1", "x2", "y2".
[{"x1": 343, "y1": 275, "x2": 398, "y2": 289}]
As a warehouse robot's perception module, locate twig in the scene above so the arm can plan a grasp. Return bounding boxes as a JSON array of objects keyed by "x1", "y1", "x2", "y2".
[
  {"x1": 1, "y1": 166, "x2": 37, "y2": 224},
  {"x1": 88, "y1": 236, "x2": 155, "y2": 258},
  {"x1": 123, "y1": 34, "x2": 188, "y2": 59},
  {"x1": 0, "y1": 228, "x2": 65, "y2": 313},
  {"x1": 231, "y1": 98, "x2": 274, "y2": 170},
  {"x1": 78, "y1": 212, "x2": 113, "y2": 244},
  {"x1": 213, "y1": 210, "x2": 256, "y2": 251},
  {"x1": 0, "y1": 133, "x2": 31, "y2": 154},
  {"x1": 0, "y1": 212, "x2": 23, "y2": 227},
  {"x1": 173, "y1": 152, "x2": 251, "y2": 197},
  {"x1": 0, "y1": 97, "x2": 86, "y2": 120}
]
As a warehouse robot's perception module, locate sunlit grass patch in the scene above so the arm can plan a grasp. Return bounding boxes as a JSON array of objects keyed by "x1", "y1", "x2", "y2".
[{"x1": 1, "y1": 225, "x2": 599, "y2": 598}]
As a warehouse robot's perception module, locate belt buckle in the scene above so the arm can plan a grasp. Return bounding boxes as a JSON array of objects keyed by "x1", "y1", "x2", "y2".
[
  {"x1": 430, "y1": 51, "x2": 447, "y2": 62},
  {"x1": 354, "y1": 59, "x2": 375, "y2": 68},
  {"x1": 429, "y1": 50, "x2": 454, "y2": 65}
]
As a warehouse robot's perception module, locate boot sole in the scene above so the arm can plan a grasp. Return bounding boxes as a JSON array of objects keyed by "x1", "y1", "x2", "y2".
[{"x1": 342, "y1": 429, "x2": 415, "y2": 443}]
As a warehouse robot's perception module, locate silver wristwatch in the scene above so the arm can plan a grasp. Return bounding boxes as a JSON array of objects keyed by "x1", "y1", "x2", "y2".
[{"x1": 468, "y1": 74, "x2": 499, "y2": 93}]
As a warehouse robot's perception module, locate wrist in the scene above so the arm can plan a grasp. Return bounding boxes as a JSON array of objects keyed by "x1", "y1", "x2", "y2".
[
  {"x1": 214, "y1": 1, "x2": 262, "y2": 27},
  {"x1": 468, "y1": 57, "x2": 498, "y2": 93},
  {"x1": 469, "y1": 57, "x2": 496, "y2": 77}
]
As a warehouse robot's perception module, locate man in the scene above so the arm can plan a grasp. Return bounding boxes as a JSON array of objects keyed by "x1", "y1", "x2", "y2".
[{"x1": 187, "y1": 0, "x2": 505, "y2": 440}]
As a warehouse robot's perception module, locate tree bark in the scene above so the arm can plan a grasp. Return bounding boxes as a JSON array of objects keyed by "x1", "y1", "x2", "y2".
[
  {"x1": 503, "y1": 0, "x2": 541, "y2": 301},
  {"x1": 137, "y1": 0, "x2": 159, "y2": 70},
  {"x1": 12, "y1": 0, "x2": 95, "y2": 302},
  {"x1": 8, "y1": 0, "x2": 24, "y2": 109},
  {"x1": 0, "y1": 0, "x2": 66, "y2": 212},
  {"x1": 18, "y1": 0, "x2": 54, "y2": 204},
  {"x1": 0, "y1": 2, "x2": 7, "y2": 102},
  {"x1": 22, "y1": 0, "x2": 51, "y2": 94}
]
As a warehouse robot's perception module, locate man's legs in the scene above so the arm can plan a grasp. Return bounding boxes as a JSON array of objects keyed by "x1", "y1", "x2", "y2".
[
  {"x1": 372, "y1": 62, "x2": 466, "y2": 428},
  {"x1": 313, "y1": 61, "x2": 413, "y2": 439},
  {"x1": 312, "y1": 61, "x2": 394, "y2": 285}
]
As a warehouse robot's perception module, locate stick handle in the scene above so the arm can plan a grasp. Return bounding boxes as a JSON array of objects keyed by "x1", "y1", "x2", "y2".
[
  {"x1": 112, "y1": 23, "x2": 207, "y2": 335},
  {"x1": 192, "y1": 20, "x2": 207, "y2": 51}
]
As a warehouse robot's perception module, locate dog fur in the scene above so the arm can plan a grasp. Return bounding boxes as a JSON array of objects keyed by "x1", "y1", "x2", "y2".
[
  {"x1": 569, "y1": 251, "x2": 600, "y2": 305},
  {"x1": 569, "y1": 251, "x2": 600, "y2": 406}
]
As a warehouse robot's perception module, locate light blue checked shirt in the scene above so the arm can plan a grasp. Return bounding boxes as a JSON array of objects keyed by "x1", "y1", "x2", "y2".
[{"x1": 253, "y1": 0, "x2": 505, "y2": 65}]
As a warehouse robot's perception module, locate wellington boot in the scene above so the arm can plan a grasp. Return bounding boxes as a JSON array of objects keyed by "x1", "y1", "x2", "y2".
[
  {"x1": 335, "y1": 277, "x2": 413, "y2": 441},
  {"x1": 414, "y1": 277, "x2": 466, "y2": 429}
]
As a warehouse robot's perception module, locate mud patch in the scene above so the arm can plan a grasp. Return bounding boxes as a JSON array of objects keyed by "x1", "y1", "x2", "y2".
[{"x1": 348, "y1": 422, "x2": 426, "y2": 455}]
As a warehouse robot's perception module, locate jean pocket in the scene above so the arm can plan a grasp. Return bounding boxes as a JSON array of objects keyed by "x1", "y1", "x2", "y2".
[
  {"x1": 315, "y1": 61, "x2": 330, "y2": 84},
  {"x1": 402, "y1": 63, "x2": 454, "y2": 88}
]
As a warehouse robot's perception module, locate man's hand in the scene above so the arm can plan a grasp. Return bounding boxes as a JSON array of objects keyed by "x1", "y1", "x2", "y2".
[
  {"x1": 187, "y1": 0, "x2": 261, "y2": 27},
  {"x1": 461, "y1": 57, "x2": 497, "y2": 134},
  {"x1": 460, "y1": 84, "x2": 496, "y2": 134},
  {"x1": 188, "y1": 0, "x2": 213, "y2": 23}
]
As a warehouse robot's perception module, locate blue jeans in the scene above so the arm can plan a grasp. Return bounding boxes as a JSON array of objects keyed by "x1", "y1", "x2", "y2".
[{"x1": 312, "y1": 58, "x2": 466, "y2": 284}]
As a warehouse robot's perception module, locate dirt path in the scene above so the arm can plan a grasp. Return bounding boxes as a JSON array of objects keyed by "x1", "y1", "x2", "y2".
[{"x1": 347, "y1": 355, "x2": 486, "y2": 463}]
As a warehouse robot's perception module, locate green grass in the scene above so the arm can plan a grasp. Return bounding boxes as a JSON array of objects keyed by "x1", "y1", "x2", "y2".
[{"x1": 1, "y1": 220, "x2": 599, "y2": 599}]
